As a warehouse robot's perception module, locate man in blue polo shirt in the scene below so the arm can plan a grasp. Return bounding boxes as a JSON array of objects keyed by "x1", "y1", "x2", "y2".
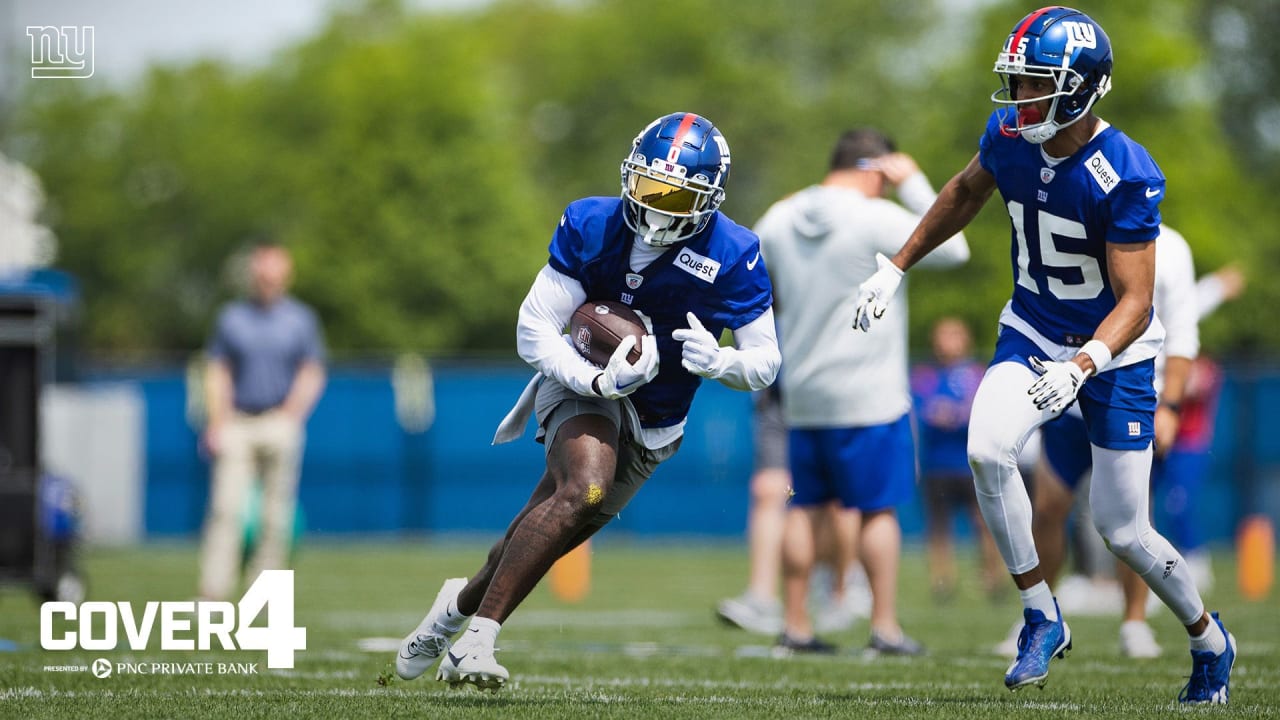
[{"x1": 199, "y1": 242, "x2": 326, "y2": 601}]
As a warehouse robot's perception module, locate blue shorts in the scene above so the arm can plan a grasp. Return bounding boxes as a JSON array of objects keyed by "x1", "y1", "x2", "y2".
[
  {"x1": 788, "y1": 415, "x2": 915, "y2": 512},
  {"x1": 991, "y1": 327, "x2": 1156, "y2": 451},
  {"x1": 1152, "y1": 447, "x2": 1211, "y2": 551},
  {"x1": 1041, "y1": 410, "x2": 1091, "y2": 491}
]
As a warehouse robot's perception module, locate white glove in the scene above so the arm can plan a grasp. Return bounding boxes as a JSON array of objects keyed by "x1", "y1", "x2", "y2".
[
  {"x1": 672, "y1": 312, "x2": 725, "y2": 379},
  {"x1": 852, "y1": 253, "x2": 905, "y2": 331},
  {"x1": 1028, "y1": 357, "x2": 1090, "y2": 413},
  {"x1": 594, "y1": 334, "x2": 659, "y2": 400}
]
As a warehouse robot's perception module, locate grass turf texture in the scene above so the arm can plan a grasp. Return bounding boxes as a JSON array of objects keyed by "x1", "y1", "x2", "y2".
[{"x1": 0, "y1": 540, "x2": 1275, "y2": 719}]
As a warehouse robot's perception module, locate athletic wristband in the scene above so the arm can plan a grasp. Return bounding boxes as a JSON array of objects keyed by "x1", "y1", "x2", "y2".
[{"x1": 1079, "y1": 339, "x2": 1112, "y2": 375}]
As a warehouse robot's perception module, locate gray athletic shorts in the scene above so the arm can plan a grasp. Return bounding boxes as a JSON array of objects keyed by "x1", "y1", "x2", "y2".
[
  {"x1": 752, "y1": 386, "x2": 788, "y2": 471},
  {"x1": 533, "y1": 378, "x2": 680, "y2": 522}
]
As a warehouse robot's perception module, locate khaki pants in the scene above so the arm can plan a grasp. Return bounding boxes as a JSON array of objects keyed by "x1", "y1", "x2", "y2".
[{"x1": 198, "y1": 410, "x2": 304, "y2": 600}]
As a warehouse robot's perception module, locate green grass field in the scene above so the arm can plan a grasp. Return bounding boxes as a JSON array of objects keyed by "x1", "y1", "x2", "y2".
[{"x1": 0, "y1": 540, "x2": 1275, "y2": 719}]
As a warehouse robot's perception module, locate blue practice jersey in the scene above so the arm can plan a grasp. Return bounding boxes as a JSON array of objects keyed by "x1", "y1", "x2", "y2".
[
  {"x1": 911, "y1": 359, "x2": 984, "y2": 477},
  {"x1": 979, "y1": 111, "x2": 1163, "y2": 346},
  {"x1": 548, "y1": 197, "x2": 773, "y2": 428}
]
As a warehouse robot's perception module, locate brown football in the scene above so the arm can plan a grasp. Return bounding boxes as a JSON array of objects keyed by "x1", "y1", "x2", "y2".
[{"x1": 570, "y1": 301, "x2": 648, "y2": 366}]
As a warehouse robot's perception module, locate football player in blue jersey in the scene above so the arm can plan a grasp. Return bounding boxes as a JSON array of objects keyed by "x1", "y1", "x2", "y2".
[
  {"x1": 392, "y1": 112, "x2": 780, "y2": 691},
  {"x1": 852, "y1": 6, "x2": 1235, "y2": 703}
]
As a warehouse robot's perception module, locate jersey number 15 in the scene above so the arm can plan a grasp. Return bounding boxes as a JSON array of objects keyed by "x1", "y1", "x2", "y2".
[{"x1": 1008, "y1": 200, "x2": 1104, "y2": 301}]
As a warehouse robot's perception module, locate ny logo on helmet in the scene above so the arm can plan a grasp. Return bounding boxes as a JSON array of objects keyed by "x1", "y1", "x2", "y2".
[{"x1": 1062, "y1": 21, "x2": 1097, "y2": 53}]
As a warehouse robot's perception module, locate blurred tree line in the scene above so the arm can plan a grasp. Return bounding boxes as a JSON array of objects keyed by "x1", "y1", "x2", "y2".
[{"x1": 3, "y1": 0, "x2": 1278, "y2": 361}]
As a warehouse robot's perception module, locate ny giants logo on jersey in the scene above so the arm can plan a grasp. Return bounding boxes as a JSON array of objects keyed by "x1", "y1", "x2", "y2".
[{"x1": 674, "y1": 249, "x2": 720, "y2": 283}]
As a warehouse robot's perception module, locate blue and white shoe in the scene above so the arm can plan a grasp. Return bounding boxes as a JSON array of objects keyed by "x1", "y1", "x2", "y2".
[
  {"x1": 1179, "y1": 612, "x2": 1236, "y2": 705},
  {"x1": 1004, "y1": 600, "x2": 1072, "y2": 691}
]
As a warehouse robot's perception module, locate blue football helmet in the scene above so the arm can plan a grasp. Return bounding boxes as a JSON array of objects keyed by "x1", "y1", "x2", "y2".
[
  {"x1": 621, "y1": 112, "x2": 730, "y2": 247},
  {"x1": 991, "y1": 6, "x2": 1113, "y2": 144}
]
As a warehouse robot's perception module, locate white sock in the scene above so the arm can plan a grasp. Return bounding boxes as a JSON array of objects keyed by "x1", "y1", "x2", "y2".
[
  {"x1": 434, "y1": 597, "x2": 470, "y2": 634},
  {"x1": 1189, "y1": 618, "x2": 1227, "y2": 655},
  {"x1": 1019, "y1": 581, "x2": 1058, "y2": 621},
  {"x1": 462, "y1": 616, "x2": 502, "y2": 649}
]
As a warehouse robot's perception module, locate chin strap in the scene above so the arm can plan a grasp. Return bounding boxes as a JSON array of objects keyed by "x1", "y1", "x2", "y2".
[
  {"x1": 1021, "y1": 123, "x2": 1059, "y2": 144},
  {"x1": 640, "y1": 209, "x2": 682, "y2": 247}
]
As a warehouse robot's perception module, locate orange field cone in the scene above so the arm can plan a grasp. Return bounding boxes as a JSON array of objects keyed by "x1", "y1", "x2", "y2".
[
  {"x1": 549, "y1": 539, "x2": 592, "y2": 603},
  {"x1": 1237, "y1": 514, "x2": 1275, "y2": 601}
]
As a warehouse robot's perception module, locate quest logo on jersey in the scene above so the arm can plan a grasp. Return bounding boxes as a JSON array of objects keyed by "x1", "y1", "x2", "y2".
[
  {"x1": 1085, "y1": 150, "x2": 1119, "y2": 195},
  {"x1": 673, "y1": 248, "x2": 720, "y2": 283}
]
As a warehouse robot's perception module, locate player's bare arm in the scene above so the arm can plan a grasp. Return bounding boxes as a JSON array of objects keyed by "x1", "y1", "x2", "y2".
[
  {"x1": 1156, "y1": 354, "x2": 1192, "y2": 455},
  {"x1": 853, "y1": 154, "x2": 992, "y2": 331},
  {"x1": 1071, "y1": 240, "x2": 1155, "y2": 376},
  {"x1": 890, "y1": 153, "x2": 996, "y2": 272}
]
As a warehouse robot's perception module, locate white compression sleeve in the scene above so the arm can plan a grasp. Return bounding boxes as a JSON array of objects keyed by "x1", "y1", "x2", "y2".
[
  {"x1": 1088, "y1": 444, "x2": 1206, "y2": 625},
  {"x1": 710, "y1": 308, "x2": 781, "y2": 392},
  {"x1": 516, "y1": 265, "x2": 601, "y2": 397},
  {"x1": 966, "y1": 361, "x2": 1059, "y2": 574}
]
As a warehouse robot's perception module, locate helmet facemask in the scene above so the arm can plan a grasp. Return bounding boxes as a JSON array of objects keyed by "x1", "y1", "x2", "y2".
[
  {"x1": 992, "y1": 61, "x2": 1110, "y2": 144},
  {"x1": 621, "y1": 156, "x2": 724, "y2": 247}
]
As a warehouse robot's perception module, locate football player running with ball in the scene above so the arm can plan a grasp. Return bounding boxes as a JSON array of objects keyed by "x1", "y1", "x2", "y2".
[
  {"x1": 852, "y1": 6, "x2": 1235, "y2": 703},
  {"x1": 393, "y1": 112, "x2": 779, "y2": 691}
]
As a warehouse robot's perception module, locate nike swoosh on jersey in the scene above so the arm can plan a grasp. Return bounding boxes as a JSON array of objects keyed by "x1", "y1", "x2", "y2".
[
  {"x1": 746, "y1": 251, "x2": 760, "y2": 271},
  {"x1": 1145, "y1": 187, "x2": 1160, "y2": 198}
]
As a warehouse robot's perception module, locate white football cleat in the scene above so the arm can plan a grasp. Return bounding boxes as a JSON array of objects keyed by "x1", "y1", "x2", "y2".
[
  {"x1": 716, "y1": 592, "x2": 783, "y2": 635},
  {"x1": 436, "y1": 634, "x2": 509, "y2": 692},
  {"x1": 1119, "y1": 619, "x2": 1162, "y2": 659},
  {"x1": 993, "y1": 618, "x2": 1024, "y2": 658},
  {"x1": 395, "y1": 577, "x2": 468, "y2": 681}
]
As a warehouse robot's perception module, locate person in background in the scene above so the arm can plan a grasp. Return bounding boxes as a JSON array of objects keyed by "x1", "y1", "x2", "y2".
[
  {"x1": 717, "y1": 385, "x2": 871, "y2": 636},
  {"x1": 756, "y1": 127, "x2": 969, "y2": 655},
  {"x1": 911, "y1": 317, "x2": 1004, "y2": 603},
  {"x1": 199, "y1": 242, "x2": 326, "y2": 601},
  {"x1": 715, "y1": 386, "x2": 791, "y2": 635},
  {"x1": 1157, "y1": 265, "x2": 1246, "y2": 588}
]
